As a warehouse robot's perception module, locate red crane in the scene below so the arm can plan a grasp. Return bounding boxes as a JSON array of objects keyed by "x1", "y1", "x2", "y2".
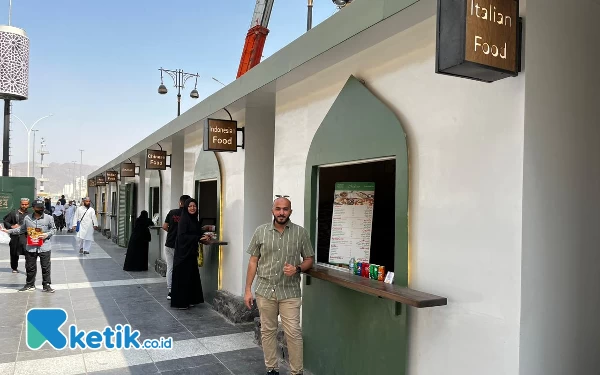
[{"x1": 237, "y1": 0, "x2": 275, "y2": 78}]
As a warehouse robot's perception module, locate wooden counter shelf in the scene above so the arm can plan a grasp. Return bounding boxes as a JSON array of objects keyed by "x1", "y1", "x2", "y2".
[
  {"x1": 206, "y1": 241, "x2": 228, "y2": 246},
  {"x1": 304, "y1": 264, "x2": 447, "y2": 308}
]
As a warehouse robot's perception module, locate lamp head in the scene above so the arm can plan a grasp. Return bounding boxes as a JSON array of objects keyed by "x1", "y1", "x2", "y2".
[
  {"x1": 190, "y1": 89, "x2": 199, "y2": 99},
  {"x1": 158, "y1": 84, "x2": 168, "y2": 94},
  {"x1": 333, "y1": 0, "x2": 352, "y2": 6}
]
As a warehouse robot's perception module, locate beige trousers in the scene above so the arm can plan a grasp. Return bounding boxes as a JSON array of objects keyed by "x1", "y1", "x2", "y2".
[{"x1": 256, "y1": 293, "x2": 303, "y2": 375}]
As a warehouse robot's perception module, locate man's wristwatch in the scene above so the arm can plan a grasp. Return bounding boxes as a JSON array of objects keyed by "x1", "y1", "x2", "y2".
[{"x1": 295, "y1": 266, "x2": 302, "y2": 274}]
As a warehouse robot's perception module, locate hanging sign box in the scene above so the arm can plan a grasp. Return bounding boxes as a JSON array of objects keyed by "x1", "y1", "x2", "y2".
[
  {"x1": 436, "y1": 0, "x2": 521, "y2": 82},
  {"x1": 120, "y1": 163, "x2": 136, "y2": 178},
  {"x1": 96, "y1": 175, "x2": 106, "y2": 186},
  {"x1": 106, "y1": 170, "x2": 118, "y2": 182},
  {"x1": 203, "y1": 119, "x2": 238, "y2": 152},
  {"x1": 87, "y1": 178, "x2": 97, "y2": 188},
  {"x1": 146, "y1": 149, "x2": 168, "y2": 170}
]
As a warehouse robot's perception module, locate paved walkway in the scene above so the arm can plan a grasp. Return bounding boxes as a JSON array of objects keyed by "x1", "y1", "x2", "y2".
[{"x1": 0, "y1": 232, "x2": 278, "y2": 375}]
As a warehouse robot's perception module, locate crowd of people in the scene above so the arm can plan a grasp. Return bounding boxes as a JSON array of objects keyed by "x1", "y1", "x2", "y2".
[
  {"x1": 2, "y1": 196, "x2": 99, "y2": 292},
  {"x1": 124, "y1": 195, "x2": 209, "y2": 310},
  {"x1": 2, "y1": 192, "x2": 314, "y2": 374}
]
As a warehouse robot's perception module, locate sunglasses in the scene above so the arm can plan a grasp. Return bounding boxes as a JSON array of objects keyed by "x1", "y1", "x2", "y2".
[{"x1": 274, "y1": 195, "x2": 290, "y2": 199}]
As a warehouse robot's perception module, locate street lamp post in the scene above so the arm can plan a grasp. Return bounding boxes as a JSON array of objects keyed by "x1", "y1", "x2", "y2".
[
  {"x1": 31, "y1": 129, "x2": 38, "y2": 177},
  {"x1": 71, "y1": 160, "x2": 77, "y2": 198},
  {"x1": 79, "y1": 149, "x2": 84, "y2": 199},
  {"x1": 307, "y1": 1, "x2": 354, "y2": 31},
  {"x1": 307, "y1": 0, "x2": 313, "y2": 31},
  {"x1": 158, "y1": 68, "x2": 200, "y2": 117},
  {"x1": 10, "y1": 114, "x2": 53, "y2": 177}
]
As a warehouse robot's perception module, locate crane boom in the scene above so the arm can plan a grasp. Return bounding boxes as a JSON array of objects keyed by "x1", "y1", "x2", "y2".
[{"x1": 237, "y1": 0, "x2": 275, "y2": 78}]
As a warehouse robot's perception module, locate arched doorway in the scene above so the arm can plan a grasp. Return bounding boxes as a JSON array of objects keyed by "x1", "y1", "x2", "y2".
[
  {"x1": 303, "y1": 76, "x2": 409, "y2": 374},
  {"x1": 194, "y1": 148, "x2": 222, "y2": 303}
]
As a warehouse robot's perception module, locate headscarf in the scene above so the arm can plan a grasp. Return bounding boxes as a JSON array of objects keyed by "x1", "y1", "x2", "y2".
[
  {"x1": 177, "y1": 198, "x2": 199, "y2": 237},
  {"x1": 134, "y1": 210, "x2": 152, "y2": 229}
]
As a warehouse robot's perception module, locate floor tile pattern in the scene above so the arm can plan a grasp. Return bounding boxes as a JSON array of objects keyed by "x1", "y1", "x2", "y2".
[{"x1": 0, "y1": 232, "x2": 295, "y2": 374}]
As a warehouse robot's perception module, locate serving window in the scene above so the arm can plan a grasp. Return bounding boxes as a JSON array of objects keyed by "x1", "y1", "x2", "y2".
[{"x1": 316, "y1": 158, "x2": 396, "y2": 273}]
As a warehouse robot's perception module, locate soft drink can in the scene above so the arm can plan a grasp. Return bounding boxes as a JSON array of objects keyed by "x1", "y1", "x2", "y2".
[
  {"x1": 362, "y1": 263, "x2": 370, "y2": 278},
  {"x1": 368, "y1": 264, "x2": 374, "y2": 279},
  {"x1": 372, "y1": 265, "x2": 379, "y2": 279},
  {"x1": 356, "y1": 262, "x2": 362, "y2": 276},
  {"x1": 378, "y1": 266, "x2": 385, "y2": 281}
]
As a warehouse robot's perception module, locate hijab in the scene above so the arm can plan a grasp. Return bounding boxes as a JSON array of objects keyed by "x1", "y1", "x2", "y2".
[
  {"x1": 177, "y1": 198, "x2": 200, "y2": 237},
  {"x1": 134, "y1": 210, "x2": 152, "y2": 229}
]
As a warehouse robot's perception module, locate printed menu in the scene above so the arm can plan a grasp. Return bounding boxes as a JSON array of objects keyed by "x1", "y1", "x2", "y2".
[{"x1": 328, "y1": 182, "x2": 375, "y2": 264}]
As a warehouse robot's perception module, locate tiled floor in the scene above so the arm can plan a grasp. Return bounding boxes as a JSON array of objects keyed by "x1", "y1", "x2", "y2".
[{"x1": 0, "y1": 232, "x2": 290, "y2": 375}]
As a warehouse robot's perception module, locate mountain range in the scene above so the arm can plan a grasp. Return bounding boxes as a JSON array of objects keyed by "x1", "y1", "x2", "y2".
[{"x1": 9, "y1": 162, "x2": 99, "y2": 195}]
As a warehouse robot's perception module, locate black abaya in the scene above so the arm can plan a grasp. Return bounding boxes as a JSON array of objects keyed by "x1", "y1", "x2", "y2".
[
  {"x1": 123, "y1": 212, "x2": 152, "y2": 271},
  {"x1": 171, "y1": 198, "x2": 204, "y2": 308}
]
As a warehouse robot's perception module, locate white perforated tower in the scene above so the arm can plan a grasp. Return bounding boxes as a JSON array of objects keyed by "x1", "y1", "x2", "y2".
[
  {"x1": 0, "y1": 2, "x2": 30, "y2": 176},
  {"x1": 0, "y1": 25, "x2": 29, "y2": 101}
]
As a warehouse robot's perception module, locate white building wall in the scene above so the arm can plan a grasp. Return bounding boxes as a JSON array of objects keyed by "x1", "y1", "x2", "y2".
[
  {"x1": 186, "y1": 110, "x2": 247, "y2": 295},
  {"x1": 274, "y1": 17, "x2": 524, "y2": 375},
  {"x1": 519, "y1": 0, "x2": 600, "y2": 374}
]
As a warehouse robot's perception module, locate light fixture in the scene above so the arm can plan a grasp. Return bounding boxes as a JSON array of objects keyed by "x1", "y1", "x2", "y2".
[
  {"x1": 332, "y1": 0, "x2": 353, "y2": 7},
  {"x1": 190, "y1": 75, "x2": 199, "y2": 99},
  {"x1": 158, "y1": 69, "x2": 167, "y2": 94}
]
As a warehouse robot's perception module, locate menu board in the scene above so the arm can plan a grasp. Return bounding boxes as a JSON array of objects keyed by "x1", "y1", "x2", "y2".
[{"x1": 328, "y1": 182, "x2": 375, "y2": 264}]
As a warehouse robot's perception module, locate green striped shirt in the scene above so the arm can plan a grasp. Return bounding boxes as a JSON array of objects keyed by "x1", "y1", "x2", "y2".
[{"x1": 247, "y1": 221, "x2": 315, "y2": 300}]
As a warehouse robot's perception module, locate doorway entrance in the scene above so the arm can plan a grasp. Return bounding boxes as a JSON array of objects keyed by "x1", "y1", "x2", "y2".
[
  {"x1": 195, "y1": 178, "x2": 219, "y2": 302},
  {"x1": 193, "y1": 148, "x2": 222, "y2": 302}
]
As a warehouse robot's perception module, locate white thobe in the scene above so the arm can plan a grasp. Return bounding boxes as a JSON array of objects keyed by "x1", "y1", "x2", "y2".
[
  {"x1": 54, "y1": 204, "x2": 65, "y2": 216},
  {"x1": 74, "y1": 206, "x2": 98, "y2": 241},
  {"x1": 65, "y1": 206, "x2": 76, "y2": 227}
]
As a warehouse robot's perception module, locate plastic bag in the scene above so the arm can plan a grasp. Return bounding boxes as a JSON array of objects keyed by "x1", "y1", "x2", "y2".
[
  {"x1": 197, "y1": 244, "x2": 204, "y2": 267},
  {"x1": 0, "y1": 230, "x2": 10, "y2": 245}
]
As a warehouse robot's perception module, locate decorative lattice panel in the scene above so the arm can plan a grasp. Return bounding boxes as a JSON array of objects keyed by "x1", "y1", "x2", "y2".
[{"x1": 0, "y1": 26, "x2": 29, "y2": 100}]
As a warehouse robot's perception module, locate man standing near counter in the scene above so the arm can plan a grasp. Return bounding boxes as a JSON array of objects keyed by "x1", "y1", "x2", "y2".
[{"x1": 244, "y1": 196, "x2": 314, "y2": 375}]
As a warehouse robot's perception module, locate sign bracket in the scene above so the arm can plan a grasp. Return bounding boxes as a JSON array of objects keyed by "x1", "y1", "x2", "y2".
[{"x1": 237, "y1": 127, "x2": 245, "y2": 149}]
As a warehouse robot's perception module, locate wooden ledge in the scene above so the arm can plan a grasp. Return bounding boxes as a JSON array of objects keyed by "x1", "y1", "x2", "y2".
[
  {"x1": 304, "y1": 265, "x2": 447, "y2": 308},
  {"x1": 205, "y1": 241, "x2": 228, "y2": 246}
]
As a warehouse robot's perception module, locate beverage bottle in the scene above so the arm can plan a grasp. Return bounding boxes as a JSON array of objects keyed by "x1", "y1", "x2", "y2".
[{"x1": 349, "y1": 258, "x2": 355, "y2": 274}]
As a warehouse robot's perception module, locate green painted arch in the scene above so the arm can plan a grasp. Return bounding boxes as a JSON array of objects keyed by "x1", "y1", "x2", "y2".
[
  {"x1": 304, "y1": 75, "x2": 408, "y2": 283},
  {"x1": 302, "y1": 75, "x2": 409, "y2": 375}
]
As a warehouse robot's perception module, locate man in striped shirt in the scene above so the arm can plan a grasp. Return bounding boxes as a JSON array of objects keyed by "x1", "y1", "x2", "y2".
[{"x1": 245, "y1": 196, "x2": 314, "y2": 375}]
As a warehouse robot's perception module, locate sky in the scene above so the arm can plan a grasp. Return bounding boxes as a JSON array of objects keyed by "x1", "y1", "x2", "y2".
[{"x1": 4, "y1": 0, "x2": 338, "y2": 166}]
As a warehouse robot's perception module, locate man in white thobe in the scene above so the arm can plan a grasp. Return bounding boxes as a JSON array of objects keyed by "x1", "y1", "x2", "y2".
[
  {"x1": 72, "y1": 197, "x2": 98, "y2": 255},
  {"x1": 65, "y1": 201, "x2": 77, "y2": 232}
]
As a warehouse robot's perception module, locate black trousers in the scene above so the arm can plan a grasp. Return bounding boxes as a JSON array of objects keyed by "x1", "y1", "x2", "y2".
[
  {"x1": 53, "y1": 215, "x2": 65, "y2": 230},
  {"x1": 24, "y1": 250, "x2": 51, "y2": 287},
  {"x1": 8, "y1": 235, "x2": 25, "y2": 271}
]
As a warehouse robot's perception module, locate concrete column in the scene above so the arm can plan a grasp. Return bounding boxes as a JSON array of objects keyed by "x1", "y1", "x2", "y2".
[
  {"x1": 137, "y1": 156, "x2": 146, "y2": 216},
  {"x1": 241, "y1": 93, "x2": 276, "y2": 294},
  {"x1": 155, "y1": 134, "x2": 185, "y2": 276},
  {"x1": 170, "y1": 134, "x2": 185, "y2": 208}
]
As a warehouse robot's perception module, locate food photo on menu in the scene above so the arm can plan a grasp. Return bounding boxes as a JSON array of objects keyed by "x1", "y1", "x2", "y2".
[{"x1": 333, "y1": 190, "x2": 375, "y2": 206}]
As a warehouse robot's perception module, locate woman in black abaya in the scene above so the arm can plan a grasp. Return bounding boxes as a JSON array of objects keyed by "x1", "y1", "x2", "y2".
[
  {"x1": 123, "y1": 211, "x2": 153, "y2": 271},
  {"x1": 171, "y1": 198, "x2": 209, "y2": 309}
]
